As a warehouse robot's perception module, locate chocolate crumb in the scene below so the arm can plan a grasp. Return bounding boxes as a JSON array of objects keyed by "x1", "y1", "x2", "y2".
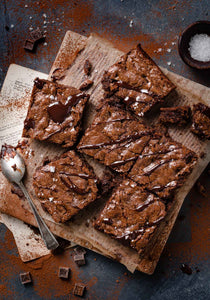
[
  {"x1": 74, "y1": 253, "x2": 86, "y2": 266},
  {"x1": 84, "y1": 59, "x2": 92, "y2": 76},
  {"x1": 58, "y1": 267, "x2": 70, "y2": 279},
  {"x1": 180, "y1": 263, "x2": 192, "y2": 275},
  {"x1": 200, "y1": 151, "x2": 205, "y2": 159},
  {"x1": 73, "y1": 283, "x2": 86, "y2": 297},
  {"x1": 20, "y1": 272, "x2": 32, "y2": 284},
  {"x1": 79, "y1": 79, "x2": 93, "y2": 90},
  {"x1": 11, "y1": 184, "x2": 24, "y2": 198},
  {"x1": 5, "y1": 25, "x2": 9, "y2": 31},
  {"x1": 195, "y1": 267, "x2": 200, "y2": 273}
]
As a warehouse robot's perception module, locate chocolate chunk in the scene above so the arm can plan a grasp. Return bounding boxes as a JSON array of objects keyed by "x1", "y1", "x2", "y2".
[
  {"x1": 20, "y1": 272, "x2": 32, "y2": 284},
  {"x1": 180, "y1": 263, "x2": 193, "y2": 275},
  {"x1": 79, "y1": 79, "x2": 93, "y2": 90},
  {"x1": 84, "y1": 59, "x2": 92, "y2": 76},
  {"x1": 29, "y1": 27, "x2": 44, "y2": 42},
  {"x1": 24, "y1": 39, "x2": 35, "y2": 51},
  {"x1": 73, "y1": 246, "x2": 86, "y2": 255},
  {"x1": 74, "y1": 253, "x2": 86, "y2": 266},
  {"x1": 58, "y1": 267, "x2": 70, "y2": 279},
  {"x1": 73, "y1": 283, "x2": 86, "y2": 297}
]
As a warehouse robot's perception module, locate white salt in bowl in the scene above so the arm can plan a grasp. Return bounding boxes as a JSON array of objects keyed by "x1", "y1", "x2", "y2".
[{"x1": 178, "y1": 21, "x2": 210, "y2": 70}]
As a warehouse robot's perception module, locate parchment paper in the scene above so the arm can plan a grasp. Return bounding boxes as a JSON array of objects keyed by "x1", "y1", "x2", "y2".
[
  {"x1": 0, "y1": 32, "x2": 209, "y2": 274},
  {"x1": 0, "y1": 64, "x2": 51, "y2": 261}
]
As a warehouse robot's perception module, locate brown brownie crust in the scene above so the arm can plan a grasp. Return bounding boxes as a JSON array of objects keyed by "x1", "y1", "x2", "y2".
[
  {"x1": 77, "y1": 102, "x2": 152, "y2": 173},
  {"x1": 102, "y1": 44, "x2": 175, "y2": 117},
  {"x1": 191, "y1": 103, "x2": 210, "y2": 139},
  {"x1": 159, "y1": 106, "x2": 191, "y2": 126},
  {"x1": 95, "y1": 133, "x2": 197, "y2": 253},
  {"x1": 129, "y1": 135, "x2": 197, "y2": 200},
  {"x1": 33, "y1": 150, "x2": 98, "y2": 223},
  {"x1": 23, "y1": 78, "x2": 89, "y2": 147},
  {"x1": 95, "y1": 179, "x2": 166, "y2": 254}
]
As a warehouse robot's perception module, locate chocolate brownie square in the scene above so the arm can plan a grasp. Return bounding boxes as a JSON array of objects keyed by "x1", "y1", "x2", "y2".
[
  {"x1": 159, "y1": 106, "x2": 191, "y2": 126},
  {"x1": 128, "y1": 135, "x2": 197, "y2": 199},
  {"x1": 102, "y1": 44, "x2": 175, "y2": 117},
  {"x1": 95, "y1": 179, "x2": 167, "y2": 253},
  {"x1": 23, "y1": 78, "x2": 89, "y2": 147},
  {"x1": 77, "y1": 102, "x2": 152, "y2": 173},
  {"x1": 191, "y1": 102, "x2": 210, "y2": 139},
  {"x1": 33, "y1": 151, "x2": 98, "y2": 223}
]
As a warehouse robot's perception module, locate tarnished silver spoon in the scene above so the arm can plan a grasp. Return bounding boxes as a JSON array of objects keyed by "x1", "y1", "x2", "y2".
[{"x1": 0, "y1": 144, "x2": 59, "y2": 250}]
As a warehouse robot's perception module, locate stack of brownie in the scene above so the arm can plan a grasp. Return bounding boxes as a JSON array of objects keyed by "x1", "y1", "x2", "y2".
[{"x1": 23, "y1": 44, "x2": 199, "y2": 256}]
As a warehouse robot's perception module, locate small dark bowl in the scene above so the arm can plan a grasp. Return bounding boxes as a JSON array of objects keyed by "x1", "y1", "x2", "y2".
[{"x1": 178, "y1": 20, "x2": 210, "y2": 70}]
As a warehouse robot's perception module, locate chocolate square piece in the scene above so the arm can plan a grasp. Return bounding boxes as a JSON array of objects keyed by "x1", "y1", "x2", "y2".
[
  {"x1": 33, "y1": 150, "x2": 98, "y2": 223},
  {"x1": 24, "y1": 39, "x2": 35, "y2": 51},
  {"x1": 73, "y1": 283, "x2": 86, "y2": 297},
  {"x1": 30, "y1": 27, "x2": 43, "y2": 41},
  {"x1": 78, "y1": 102, "x2": 152, "y2": 173},
  {"x1": 74, "y1": 253, "x2": 86, "y2": 266},
  {"x1": 74, "y1": 246, "x2": 87, "y2": 255},
  {"x1": 95, "y1": 179, "x2": 167, "y2": 254},
  {"x1": 58, "y1": 267, "x2": 70, "y2": 279},
  {"x1": 23, "y1": 78, "x2": 89, "y2": 147},
  {"x1": 102, "y1": 44, "x2": 175, "y2": 117},
  {"x1": 128, "y1": 135, "x2": 197, "y2": 199},
  {"x1": 20, "y1": 272, "x2": 32, "y2": 284},
  {"x1": 159, "y1": 106, "x2": 191, "y2": 126},
  {"x1": 191, "y1": 102, "x2": 210, "y2": 139}
]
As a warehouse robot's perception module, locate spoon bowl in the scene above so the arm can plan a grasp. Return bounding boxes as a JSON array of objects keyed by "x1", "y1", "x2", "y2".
[{"x1": 1, "y1": 144, "x2": 25, "y2": 184}]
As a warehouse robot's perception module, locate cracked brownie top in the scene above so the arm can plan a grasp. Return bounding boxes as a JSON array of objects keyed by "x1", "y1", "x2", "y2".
[
  {"x1": 33, "y1": 150, "x2": 98, "y2": 223},
  {"x1": 102, "y1": 44, "x2": 175, "y2": 117},
  {"x1": 23, "y1": 78, "x2": 89, "y2": 147},
  {"x1": 77, "y1": 102, "x2": 152, "y2": 173}
]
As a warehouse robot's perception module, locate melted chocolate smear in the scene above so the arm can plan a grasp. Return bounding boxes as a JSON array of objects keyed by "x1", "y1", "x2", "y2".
[
  {"x1": 180, "y1": 264, "x2": 193, "y2": 275},
  {"x1": 47, "y1": 93, "x2": 84, "y2": 123}
]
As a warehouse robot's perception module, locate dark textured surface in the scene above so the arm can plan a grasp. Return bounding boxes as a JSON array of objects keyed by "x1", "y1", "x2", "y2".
[{"x1": 0, "y1": 1, "x2": 209, "y2": 299}]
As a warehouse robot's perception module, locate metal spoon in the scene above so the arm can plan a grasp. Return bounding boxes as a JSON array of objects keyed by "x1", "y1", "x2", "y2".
[{"x1": 0, "y1": 144, "x2": 59, "y2": 250}]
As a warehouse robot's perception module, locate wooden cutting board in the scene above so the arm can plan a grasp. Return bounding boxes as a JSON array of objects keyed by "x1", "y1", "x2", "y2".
[{"x1": 0, "y1": 31, "x2": 209, "y2": 274}]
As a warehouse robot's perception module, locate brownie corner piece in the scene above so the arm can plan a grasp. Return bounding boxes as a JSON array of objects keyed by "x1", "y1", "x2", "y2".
[
  {"x1": 191, "y1": 102, "x2": 210, "y2": 139},
  {"x1": 94, "y1": 178, "x2": 167, "y2": 253},
  {"x1": 33, "y1": 150, "x2": 98, "y2": 223},
  {"x1": 102, "y1": 44, "x2": 175, "y2": 117},
  {"x1": 23, "y1": 78, "x2": 89, "y2": 147}
]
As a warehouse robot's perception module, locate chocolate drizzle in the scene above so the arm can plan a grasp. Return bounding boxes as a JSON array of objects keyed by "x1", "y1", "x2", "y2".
[
  {"x1": 60, "y1": 174, "x2": 88, "y2": 195},
  {"x1": 78, "y1": 131, "x2": 150, "y2": 150},
  {"x1": 47, "y1": 93, "x2": 85, "y2": 123}
]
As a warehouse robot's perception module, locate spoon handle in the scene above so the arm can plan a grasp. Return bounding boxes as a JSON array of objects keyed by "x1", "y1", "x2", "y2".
[{"x1": 18, "y1": 181, "x2": 59, "y2": 250}]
